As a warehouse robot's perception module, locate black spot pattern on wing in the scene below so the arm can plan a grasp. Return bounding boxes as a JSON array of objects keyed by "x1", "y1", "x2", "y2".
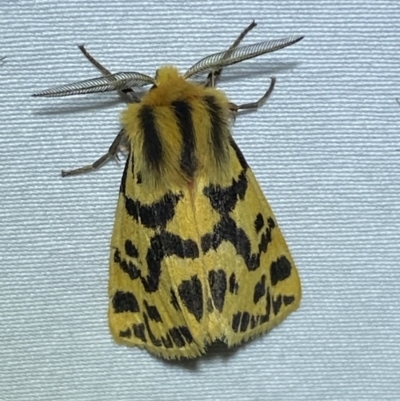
[
  {"x1": 231, "y1": 311, "x2": 251, "y2": 333},
  {"x1": 203, "y1": 171, "x2": 247, "y2": 214},
  {"x1": 132, "y1": 318, "x2": 194, "y2": 349},
  {"x1": 141, "y1": 231, "x2": 199, "y2": 293},
  {"x1": 208, "y1": 269, "x2": 227, "y2": 312},
  {"x1": 272, "y1": 295, "x2": 282, "y2": 315},
  {"x1": 178, "y1": 326, "x2": 194, "y2": 344},
  {"x1": 170, "y1": 289, "x2": 181, "y2": 311},
  {"x1": 125, "y1": 192, "x2": 183, "y2": 229},
  {"x1": 115, "y1": 229, "x2": 199, "y2": 294},
  {"x1": 143, "y1": 313, "x2": 162, "y2": 347},
  {"x1": 262, "y1": 287, "x2": 272, "y2": 324},
  {"x1": 250, "y1": 315, "x2": 259, "y2": 329},
  {"x1": 133, "y1": 324, "x2": 146, "y2": 342},
  {"x1": 144, "y1": 300, "x2": 163, "y2": 323},
  {"x1": 168, "y1": 327, "x2": 186, "y2": 347},
  {"x1": 112, "y1": 291, "x2": 140, "y2": 313},
  {"x1": 232, "y1": 312, "x2": 241, "y2": 332},
  {"x1": 240, "y1": 312, "x2": 250, "y2": 332},
  {"x1": 125, "y1": 240, "x2": 139, "y2": 258},
  {"x1": 283, "y1": 295, "x2": 295, "y2": 306},
  {"x1": 120, "y1": 154, "x2": 129, "y2": 193},
  {"x1": 201, "y1": 214, "x2": 274, "y2": 272},
  {"x1": 162, "y1": 334, "x2": 173, "y2": 349},
  {"x1": 254, "y1": 213, "x2": 264, "y2": 233},
  {"x1": 229, "y1": 273, "x2": 239, "y2": 295},
  {"x1": 119, "y1": 328, "x2": 132, "y2": 338},
  {"x1": 270, "y1": 256, "x2": 292, "y2": 286},
  {"x1": 229, "y1": 137, "x2": 249, "y2": 169},
  {"x1": 232, "y1": 285, "x2": 274, "y2": 332},
  {"x1": 253, "y1": 275, "x2": 266, "y2": 304},
  {"x1": 114, "y1": 248, "x2": 141, "y2": 280},
  {"x1": 267, "y1": 217, "x2": 275, "y2": 229},
  {"x1": 178, "y1": 276, "x2": 204, "y2": 322},
  {"x1": 202, "y1": 170, "x2": 275, "y2": 272}
]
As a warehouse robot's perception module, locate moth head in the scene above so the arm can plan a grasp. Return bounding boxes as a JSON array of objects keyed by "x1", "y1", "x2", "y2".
[{"x1": 154, "y1": 66, "x2": 181, "y2": 84}]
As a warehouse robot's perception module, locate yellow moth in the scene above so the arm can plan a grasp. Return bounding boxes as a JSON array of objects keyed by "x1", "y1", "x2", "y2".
[{"x1": 34, "y1": 22, "x2": 303, "y2": 359}]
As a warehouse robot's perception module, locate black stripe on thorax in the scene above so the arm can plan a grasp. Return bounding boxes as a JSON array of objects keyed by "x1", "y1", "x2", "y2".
[
  {"x1": 138, "y1": 105, "x2": 163, "y2": 171},
  {"x1": 171, "y1": 100, "x2": 197, "y2": 178},
  {"x1": 203, "y1": 95, "x2": 228, "y2": 162}
]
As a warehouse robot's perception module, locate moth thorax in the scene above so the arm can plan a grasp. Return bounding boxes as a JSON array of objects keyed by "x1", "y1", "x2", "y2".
[{"x1": 123, "y1": 65, "x2": 233, "y2": 190}]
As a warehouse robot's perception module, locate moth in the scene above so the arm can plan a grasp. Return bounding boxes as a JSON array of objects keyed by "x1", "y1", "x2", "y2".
[{"x1": 34, "y1": 22, "x2": 303, "y2": 359}]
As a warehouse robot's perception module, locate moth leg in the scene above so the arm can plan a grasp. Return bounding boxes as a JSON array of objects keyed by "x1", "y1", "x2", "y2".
[
  {"x1": 230, "y1": 76, "x2": 276, "y2": 112},
  {"x1": 78, "y1": 45, "x2": 139, "y2": 103},
  {"x1": 205, "y1": 20, "x2": 257, "y2": 88},
  {"x1": 61, "y1": 128, "x2": 127, "y2": 177}
]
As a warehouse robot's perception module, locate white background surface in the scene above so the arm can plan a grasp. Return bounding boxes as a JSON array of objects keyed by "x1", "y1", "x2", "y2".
[{"x1": 1, "y1": 1, "x2": 400, "y2": 400}]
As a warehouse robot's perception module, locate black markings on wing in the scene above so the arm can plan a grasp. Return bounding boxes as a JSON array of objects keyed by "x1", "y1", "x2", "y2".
[
  {"x1": 133, "y1": 323, "x2": 146, "y2": 342},
  {"x1": 229, "y1": 273, "x2": 239, "y2": 295},
  {"x1": 178, "y1": 276, "x2": 204, "y2": 322},
  {"x1": 253, "y1": 275, "x2": 266, "y2": 304},
  {"x1": 231, "y1": 256, "x2": 297, "y2": 333},
  {"x1": 114, "y1": 248, "x2": 141, "y2": 280},
  {"x1": 170, "y1": 289, "x2": 181, "y2": 311},
  {"x1": 169, "y1": 327, "x2": 194, "y2": 347},
  {"x1": 119, "y1": 328, "x2": 132, "y2": 338},
  {"x1": 204, "y1": 170, "x2": 247, "y2": 214},
  {"x1": 201, "y1": 170, "x2": 276, "y2": 271},
  {"x1": 125, "y1": 239, "x2": 139, "y2": 258},
  {"x1": 113, "y1": 197, "x2": 203, "y2": 347},
  {"x1": 122, "y1": 187, "x2": 200, "y2": 292},
  {"x1": 129, "y1": 313, "x2": 194, "y2": 350},
  {"x1": 120, "y1": 154, "x2": 129, "y2": 193},
  {"x1": 261, "y1": 287, "x2": 271, "y2": 324},
  {"x1": 144, "y1": 300, "x2": 163, "y2": 323},
  {"x1": 254, "y1": 213, "x2": 264, "y2": 233},
  {"x1": 231, "y1": 286, "x2": 272, "y2": 333},
  {"x1": 202, "y1": 216, "x2": 256, "y2": 269},
  {"x1": 128, "y1": 152, "x2": 142, "y2": 184},
  {"x1": 229, "y1": 137, "x2": 249, "y2": 170},
  {"x1": 143, "y1": 313, "x2": 162, "y2": 347},
  {"x1": 208, "y1": 269, "x2": 227, "y2": 312},
  {"x1": 232, "y1": 312, "x2": 241, "y2": 332},
  {"x1": 142, "y1": 231, "x2": 199, "y2": 293},
  {"x1": 272, "y1": 295, "x2": 282, "y2": 315},
  {"x1": 270, "y1": 256, "x2": 292, "y2": 286},
  {"x1": 283, "y1": 295, "x2": 295, "y2": 305},
  {"x1": 240, "y1": 312, "x2": 250, "y2": 332},
  {"x1": 177, "y1": 326, "x2": 194, "y2": 344},
  {"x1": 162, "y1": 334, "x2": 173, "y2": 349},
  {"x1": 169, "y1": 327, "x2": 185, "y2": 347},
  {"x1": 113, "y1": 291, "x2": 140, "y2": 313},
  {"x1": 139, "y1": 105, "x2": 163, "y2": 171},
  {"x1": 125, "y1": 192, "x2": 183, "y2": 229},
  {"x1": 172, "y1": 100, "x2": 197, "y2": 178},
  {"x1": 250, "y1": 315, "x2": 259, "y2": 329},
  {"x1": 114, "y1": 231, "x2": 199, "y2": 293},
  {"x1": 232, "y1": 311, "x2": 250, "y2": 333}
]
